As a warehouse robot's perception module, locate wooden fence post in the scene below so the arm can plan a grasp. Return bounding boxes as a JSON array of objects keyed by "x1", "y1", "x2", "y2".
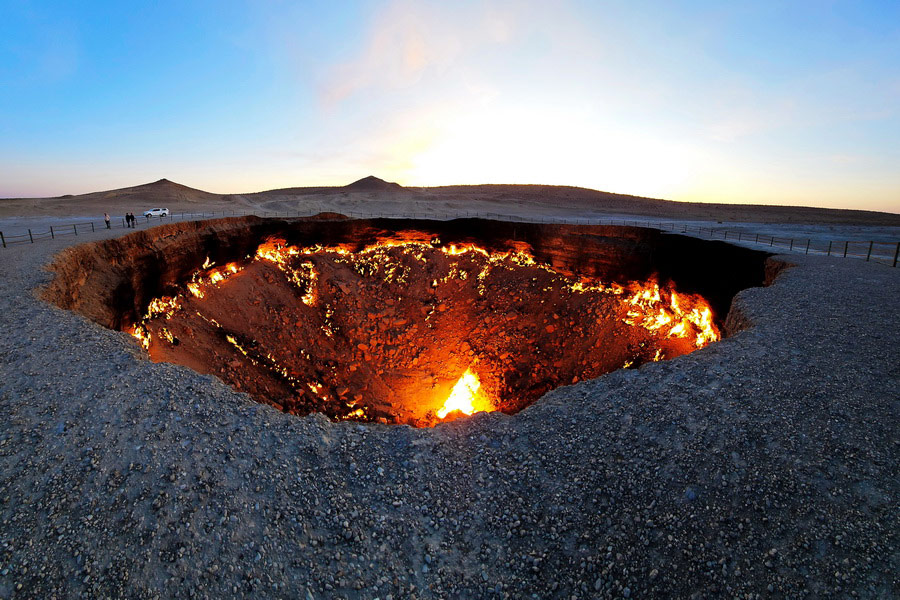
[
  {"x1": 28, "y1": 229, "x2": 33, "y2": 243},
  {"x1": 843, "y1": 242, "x2": 848, "y2": 258},
  {"x1": 893, "y1": 242, "x2": 899, "y2": 268},
  {"x1": 789, "y1": 238, "x2": 794, "y2": 251},
  {"x1": 73, "y1": 224, "x2": 77, "y2": 235},
  {"x1": 50, "y1": 226, "x2": 54, "y2": 239},
  {"x1": 805, "y1": 239, "x2": 810, "y2": 254},
  {"x1": 827, "y1": 241, "x2": 832, "y2": 256},
  {"x1": 866, "y1": 241, "x2": 874, "y2": 262},
  {"x1": 91, "y1": 222, "x2": 95, "y2": 232},
  {"x1": 0, "y1": 231, "x2": 5, "y2": 248}
]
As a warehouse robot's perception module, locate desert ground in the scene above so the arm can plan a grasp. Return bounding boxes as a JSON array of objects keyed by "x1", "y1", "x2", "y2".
[
  {"x1": 0, "y1": 178, "x2": 897, "y2": 598},
  {"x1": 2, "y1": 176, "x2": 899, "y2": 226},
  {"x1": 2, "y1": 177, "x2": 898, "y2": 261}
]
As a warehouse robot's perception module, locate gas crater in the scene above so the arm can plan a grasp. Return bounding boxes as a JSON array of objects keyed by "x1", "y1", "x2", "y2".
[{"x1": 44, "y1": 215, "x2": 769, "y2": 427}]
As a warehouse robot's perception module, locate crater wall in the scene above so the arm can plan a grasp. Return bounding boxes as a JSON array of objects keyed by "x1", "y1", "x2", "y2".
[{"x1": 43, "y1": 215, "x2": 769, "y2": 330}]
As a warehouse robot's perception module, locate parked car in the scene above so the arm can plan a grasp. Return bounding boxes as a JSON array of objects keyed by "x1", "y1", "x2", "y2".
[{"x1": 143, "y1": 208, "x2": 170, "y2": 218}]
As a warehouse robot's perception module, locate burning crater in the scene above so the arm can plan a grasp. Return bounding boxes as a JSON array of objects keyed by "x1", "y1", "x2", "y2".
[{"x1": 44, "y1": 216, "x2": 768, "y2": 427}]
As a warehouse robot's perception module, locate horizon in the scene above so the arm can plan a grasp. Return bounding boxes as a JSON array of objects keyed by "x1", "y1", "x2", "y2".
[
  {"x1": 1, "y1": 1, "x2": 898, "y2": 213},
  {"x1": 3, "y1": 174, "x2": 900, "y2": 216}
]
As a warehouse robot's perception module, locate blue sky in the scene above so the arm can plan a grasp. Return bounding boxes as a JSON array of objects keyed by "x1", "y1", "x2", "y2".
[{"x1": 0, "y1": 0, "x2": 898, "y2": 212}]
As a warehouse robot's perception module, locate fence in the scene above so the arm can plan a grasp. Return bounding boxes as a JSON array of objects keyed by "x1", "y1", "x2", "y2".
[{"x1": 1, "y1": 209, "x2": 898, "y2": 267}]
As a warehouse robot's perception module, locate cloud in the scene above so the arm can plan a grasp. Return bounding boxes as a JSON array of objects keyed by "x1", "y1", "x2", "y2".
[{"x1": 318, "y1": 0, "x2": 518, "y2": 108}]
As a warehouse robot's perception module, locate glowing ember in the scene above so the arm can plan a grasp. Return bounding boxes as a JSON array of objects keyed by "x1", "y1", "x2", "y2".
[{"x1": 437, "y1": 368, "x2": 485, "y2": 419}]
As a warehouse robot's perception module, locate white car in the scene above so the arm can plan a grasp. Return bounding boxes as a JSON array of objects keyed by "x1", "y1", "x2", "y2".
[{"x1": 143, "y1": 208, "x2": 170, "y2": 218}]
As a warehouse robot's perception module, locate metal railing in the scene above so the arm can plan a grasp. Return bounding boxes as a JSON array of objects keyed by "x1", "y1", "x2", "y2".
[{"x1": 1, "y1": 210, "x2": 897, "y2": 267}]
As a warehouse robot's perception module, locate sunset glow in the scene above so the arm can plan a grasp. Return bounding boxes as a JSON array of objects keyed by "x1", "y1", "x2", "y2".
[{"x1": 1, "y1": 1, "x2": 898, "y2": 212}]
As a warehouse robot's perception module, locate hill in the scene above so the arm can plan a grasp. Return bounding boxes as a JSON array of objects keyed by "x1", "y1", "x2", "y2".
[
  {"x1": 1, "y1": 178, "x2": 897, "y2": 226},
  {"x1": 343, "y1": 176, "x2": 405, "y2": 192}
]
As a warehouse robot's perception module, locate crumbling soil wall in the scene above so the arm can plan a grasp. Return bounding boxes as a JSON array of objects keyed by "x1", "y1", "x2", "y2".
[
  {"x1": 43, "y1": 217, "x2": 291, "y2": 330},
  {"x1": 43, "y1": 216, "x2": 767, "y2": 328}
]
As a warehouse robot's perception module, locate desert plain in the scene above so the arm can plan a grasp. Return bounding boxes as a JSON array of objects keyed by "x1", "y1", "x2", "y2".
[{"x1": 0, "y1": 178, "x2": 897, "y2": 598}]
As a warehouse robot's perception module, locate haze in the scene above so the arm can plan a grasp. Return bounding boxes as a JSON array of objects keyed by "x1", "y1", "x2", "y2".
[{"x1": 1, "y1": 0, "x2": 898, "y2": 213}]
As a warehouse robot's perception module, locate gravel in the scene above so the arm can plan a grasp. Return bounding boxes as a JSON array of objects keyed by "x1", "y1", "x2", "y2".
[{"x1": 0, "y1": 225, "x2": 898, "y2": 599}]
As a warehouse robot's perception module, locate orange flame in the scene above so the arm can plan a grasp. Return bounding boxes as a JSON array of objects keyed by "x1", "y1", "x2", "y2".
[
  {"x1": 130, "y1": 325, "x2": 151, "y2": 350},
  {"x1": 621, "y1": 281, "x2": 719, "y2": 347},
  {"x1": 437, "y1": 368, "x2": 486, "y2": 419}
]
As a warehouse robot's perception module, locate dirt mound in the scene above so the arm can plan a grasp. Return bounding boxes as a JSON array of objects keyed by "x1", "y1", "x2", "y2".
[
  {"x1": 343, "y1": 176, "x2": 404, "y2": 192},
  {"x1": 0, "y1": 177, "x2": 223, "y2": 215},
  {"x1": 97, "y1": 178, "x2": 220, "y2": 204},
  {"x1": 305, "y1": 212, "x2": 350, "y2": 220}
]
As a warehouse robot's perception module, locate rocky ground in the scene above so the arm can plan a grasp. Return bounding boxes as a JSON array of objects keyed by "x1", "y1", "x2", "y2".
[{"x1": 0, "y1": 221, "x2": 897, "y2": 599}]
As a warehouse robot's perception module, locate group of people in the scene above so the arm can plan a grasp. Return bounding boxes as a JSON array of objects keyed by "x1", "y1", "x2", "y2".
[{"x1": 104, "y1": 212, "x2": 140, "y2": 229}]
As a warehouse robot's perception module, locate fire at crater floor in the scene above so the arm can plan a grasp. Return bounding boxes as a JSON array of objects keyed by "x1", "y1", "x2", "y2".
[{"x1": 131, "y1": 233, "x2": 719, "y2": 426}]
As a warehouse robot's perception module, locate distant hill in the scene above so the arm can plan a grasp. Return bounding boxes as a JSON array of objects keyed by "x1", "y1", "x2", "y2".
[
  {"x1": 1, "y1": 177, "x2": 897, "y2": 226},
  {"x1": 0, "y1": 178, "x2": 224, "y2": 216},
  {"x1": 92, "y1": 178, "x2": 220, "y2": 204},
  {"x1": 343, "y1": 176, "x2": 404, "y2": 192}
]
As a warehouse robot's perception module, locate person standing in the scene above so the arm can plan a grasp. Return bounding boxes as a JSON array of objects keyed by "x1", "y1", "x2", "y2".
[{"x1": 104, "y1": 213, "x2": 111, "y2": 229}]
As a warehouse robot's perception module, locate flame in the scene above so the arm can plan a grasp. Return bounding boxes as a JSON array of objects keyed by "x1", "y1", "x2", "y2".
[
  {"x1": 570, "y1": 280, "x2": 624, "y2": 295},
  {"x1": 437, "y1": 368, "x2": 485, "y2": 419},
  {"x1": 621, "y1": 281, "x2": 719, "y2": 348},
  {"x1": 130, "y1": 325, "x2": 151, "y2": 350},
  {"x1": 145, "y1": 296, "x2": 180, "y2": 319},
  {"x1": 187, "y1": 282, "x2": 204, "y2": 298},
  {"x1": 442, "y1": 243, "x2": 489, "y2": 257},
  {"x1": 341, "y1": 408, "x2": 366, "y2": 420},
  {"x1": 667, "y1": 321, "x2": 688, "y2": 338}
]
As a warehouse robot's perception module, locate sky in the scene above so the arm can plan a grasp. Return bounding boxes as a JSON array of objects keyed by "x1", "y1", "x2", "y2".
[{"x1": 0, "y1": 0, "x2": 898, "y2": 212}]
